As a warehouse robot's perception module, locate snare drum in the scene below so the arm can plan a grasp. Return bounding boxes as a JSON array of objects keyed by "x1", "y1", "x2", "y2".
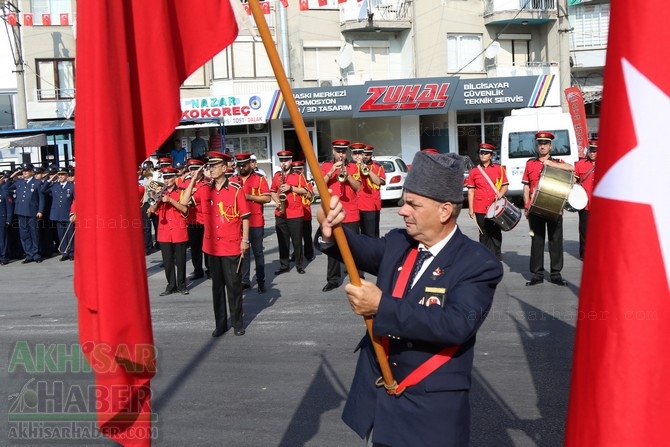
[
  {"x1": 529, "y1": 165, "x2": 574, "y2": 221},
  {"x1": 486, "y1": 197, "x2": 522, "y2": 231},
  {"x1": 565, "y1": 184, "x2": 588, "y2": 212}
]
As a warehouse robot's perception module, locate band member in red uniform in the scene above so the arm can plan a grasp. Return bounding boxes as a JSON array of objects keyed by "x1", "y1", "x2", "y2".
[
  {"x1": 522, "y1": 131, "x2": 574, "y2": 286},
  {"x1": 183, "y1": 158, "x2": 209, "y2": 280},
  {"x1": 271, "y1": 150, "x2": 310, "y2": 275},
  {"x1": 356, "y1": 144, "x2": 385, "y2": 238},
  {"x1": 290, "y1": 161, "x2": 315, "y2": 262},
  {"x1": 574, "y1": 140, "x2": 598, "y2": 260},
  {"x1": 466, "y1": 143, "x2": 509, "y2": 260},
  {"x1": 320, "y1": 140, "x2": 361, "y2": 292},
  {"x1": 234, "y1": 152, "x2": 271, "y2": 292},
  {"x1": 148, "y1": 166, "x2": 190, "y2": 296},
  {"x1": 181, "y1": 151, "x2": 250, "y2": 337}
]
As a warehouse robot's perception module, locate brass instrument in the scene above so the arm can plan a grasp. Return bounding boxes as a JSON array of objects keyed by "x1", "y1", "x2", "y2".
[
  {"x1": 147, "y1": 180, "x2": 168, "y2": 206},
  {"x1": 337, "y1": 160, "x2": 348, "y2": 183},
  {"x1": 277, "y1": 171, "x2": 287, "y2": 214},
  {"x1": 360, "y1": 162, "x2": 371, "y2": 176}
]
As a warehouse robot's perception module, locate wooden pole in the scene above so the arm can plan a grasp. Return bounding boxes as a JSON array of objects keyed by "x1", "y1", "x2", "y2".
[{"x1": 248, "y1": 0, "x2": 397, "y2": 393}]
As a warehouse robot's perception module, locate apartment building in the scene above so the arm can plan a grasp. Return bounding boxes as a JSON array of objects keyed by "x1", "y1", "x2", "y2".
[{"x1": 1, "y1": 0, "x2": 606, "y2": 170}]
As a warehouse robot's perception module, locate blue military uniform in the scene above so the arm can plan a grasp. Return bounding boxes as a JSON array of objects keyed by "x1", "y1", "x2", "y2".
[
  {"x1": 42, "y1": 170, "x2": 75, "y2": 260},
  {"x1": 0, "y1": 174, "x2": 14, "y2": 264},
  {"x1": 8, "y1": 164, "x2": 45, "y2": 263}
]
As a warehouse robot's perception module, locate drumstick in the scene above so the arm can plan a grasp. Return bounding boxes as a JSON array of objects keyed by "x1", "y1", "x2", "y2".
[
  {"x1": 471, "y1": 215, "x2": 483, "y2": 234},
  {"x1": 236, "y1": 255, "x2": 243, "y2": 273}
]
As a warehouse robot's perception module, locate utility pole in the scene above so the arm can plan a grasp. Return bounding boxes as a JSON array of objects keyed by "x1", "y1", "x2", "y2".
[
  {"x1": 1, "y1": 1, "x2": 28, "y2": 128},
  {"x1": 557, "y1": 0, "x2": 573, "y2": 112}
]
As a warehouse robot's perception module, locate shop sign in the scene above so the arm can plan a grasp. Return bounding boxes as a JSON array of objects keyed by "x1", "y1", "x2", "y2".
[
  {"x1": 450, "y1": 75, "x2": 560, "y2": 110},
  {"x1": 181, "y1": 91, "x2": 281, "y2": 125}
]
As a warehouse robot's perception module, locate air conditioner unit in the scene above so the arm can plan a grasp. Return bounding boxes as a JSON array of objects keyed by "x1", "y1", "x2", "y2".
[{"x1": 319, "y1": 78, "x2": 340, "y2": 87}]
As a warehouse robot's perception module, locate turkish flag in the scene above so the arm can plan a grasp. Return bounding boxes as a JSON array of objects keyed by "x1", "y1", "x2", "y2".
[
  {"x1": 41, "y1": 13, "x2": 51, "y2": 26},
  {"x1": 75, "y1": 1, "x2": 237, "y2": 445},
  {"x1": 338, "y1": 0, "x2": 347, "y2": 3},
  {"x1": 59, "y1": 13, "x2": 69, "y2": 26},
  {"x1": 244, "y1": 4, "x2": 251, "y2": 15},
  {"x1": 299, "y1": 0, "x2": 309, "y2": 10},
  {"x1": 279, "y1": 0, "x2": 289, "y2": 7},
  {"x1": 23, "y1": 13, "x2": 33, "y2": 26},
  {"x1": 7, "y1": 13, "x2": 17, "y2": 26},
  {"x1": 565, "y1": 2, "x2": 670, "y2": 446},
  {"x1": 318, "y1": 0, "x2": 328, "y2": 6},
  {"x1": 261, "y1": 1, "x2": 271, "y2": 14}
]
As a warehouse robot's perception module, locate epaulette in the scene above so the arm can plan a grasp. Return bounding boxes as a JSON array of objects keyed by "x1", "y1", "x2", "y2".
[{"x1": 229, "y1": 181, "x2": 242, "y2": 189}]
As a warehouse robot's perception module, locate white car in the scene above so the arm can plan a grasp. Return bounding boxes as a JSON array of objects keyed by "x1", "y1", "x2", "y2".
[{"x1": 375, "y1": 155, "x2": 409, "y2": 205}]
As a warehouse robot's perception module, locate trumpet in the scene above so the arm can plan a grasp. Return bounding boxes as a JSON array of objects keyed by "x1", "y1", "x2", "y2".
[
  {"x1": 359, "y1": 162, "x2": 370, "y2": 176},
  {"x1": 337, "y1": 161, "x2": 348, "y2": 183},
  {"x1": 277, "y1": 171, "x2": 287, "y2": 214},
  {"x1": 147, "y1": 180, "x2": 167, "y2": 206}
]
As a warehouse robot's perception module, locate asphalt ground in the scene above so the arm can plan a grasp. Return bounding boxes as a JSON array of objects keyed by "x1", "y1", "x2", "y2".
[{"x1": 0, "y1": 203, "x2": 584, "y2": 446}]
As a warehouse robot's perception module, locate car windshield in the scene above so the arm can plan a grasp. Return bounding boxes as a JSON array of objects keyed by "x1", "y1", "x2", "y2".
[
  {"x1": 377, "y1": 158, "x2": 408, "y2": 174},
  {"x1": 378, "y1": 160, "x2": 396, "y2": 173}
]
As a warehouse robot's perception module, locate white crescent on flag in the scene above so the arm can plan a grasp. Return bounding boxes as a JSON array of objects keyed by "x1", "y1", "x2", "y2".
[{"x1": 594, "y1": 58, "x2": 670, "y2": 290}]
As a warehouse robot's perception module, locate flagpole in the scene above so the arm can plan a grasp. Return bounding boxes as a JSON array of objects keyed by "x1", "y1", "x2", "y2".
[{"x1": 248, "y1": 0, "x2": 398, "y2": 394}]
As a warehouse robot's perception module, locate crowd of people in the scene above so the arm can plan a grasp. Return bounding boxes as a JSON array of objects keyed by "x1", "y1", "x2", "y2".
[{"x1": 0, "y1": 164, "x2": 76, "y2": 265}]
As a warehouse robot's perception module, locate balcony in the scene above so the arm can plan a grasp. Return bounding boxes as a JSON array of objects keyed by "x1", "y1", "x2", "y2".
[
  {"x1": 486, "y1": 62, "x2": 559, "y2": 77},
  {"x1": 340, "y1": 0, "x2": 412, "y2": 33},
  {"x1": 484, "y1": 0, "x2": 557, "y2": 26}
]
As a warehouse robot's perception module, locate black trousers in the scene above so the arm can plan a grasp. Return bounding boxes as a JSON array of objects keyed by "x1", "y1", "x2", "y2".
[
  {"x1": 209, "y1": 254, "x2": 244, "y2": 331},
  {"x1": 0, "y1": 222, "x2": 8, "y2": 261},
  {"x1": 160, "y1": 241, "x2": 187, "y2": 291},
  {"x1": 18, "y1": 215, "x2": 40, "y2": 261},
  {"x1": 187, "y1": 223, "x2": 205, "y2": 275},
  {"x1": 475, "y1": 213, "x2": 502, "y2": 259},
  {"x1": 142, "y1": 202, "x2": 153, "y2": 253},
  {"x1": 302, "y1": 219, "x2": 314, "y2": 260},
  {"x1": 359, "y1": 210, "x2": 380, "y2": 238},
  {"x1": 242, "y1": 226, "x2": 266, "y2": 286},
  {"x1": 528, "y1": 213, "x2": 564, "y2": 279},
  {"x1": 38, "y1": 217, "x2": 57, "y2": 258},
  {"x1": 578, "y1": 209, "x2": 589, "y2": 259},
  {"x1": 326, "y1": 220, "x2": 360, "y2": 285},
  {"x1": 276, "y1": 216, "x2": 303, "y2": 270}
]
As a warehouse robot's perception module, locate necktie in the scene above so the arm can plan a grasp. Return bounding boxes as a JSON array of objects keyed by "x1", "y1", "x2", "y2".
[{"x1": 408, "y1": 249, "x2": 432, "y2": 290}]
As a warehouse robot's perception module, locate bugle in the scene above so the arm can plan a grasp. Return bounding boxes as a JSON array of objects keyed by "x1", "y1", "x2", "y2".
[
  {"x1": 337, "y1": 160, "x2": 348, "y2": 183},
  {"x1": 360, "y1": 162, "x2": 371, "y2": 176},
  {"x1": 277, "y1": 171, "x2": 287, "y2": 214}
]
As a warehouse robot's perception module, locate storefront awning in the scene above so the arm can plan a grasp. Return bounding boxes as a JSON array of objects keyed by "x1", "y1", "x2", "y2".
[{"x1": 0, "y1": 133, "x2": 47, "y2": 149}]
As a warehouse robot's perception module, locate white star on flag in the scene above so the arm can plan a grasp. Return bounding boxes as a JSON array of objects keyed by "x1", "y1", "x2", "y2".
[{"x1": 594, "y1": 58, "x2": 670, "y2": 289}]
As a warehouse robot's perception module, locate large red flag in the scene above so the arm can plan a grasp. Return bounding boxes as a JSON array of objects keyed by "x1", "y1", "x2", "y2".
[
  {"x1": 75, "y1": 1, "x2": 237, "y2": 445},
  {"x1": 565, "y1": 2, "x2": 670, "y2": 446}
]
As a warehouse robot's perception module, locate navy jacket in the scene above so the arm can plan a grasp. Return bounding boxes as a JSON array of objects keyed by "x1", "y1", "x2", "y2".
[
  {"x1": 0, "y1": 183, "x2": 14, "y2": 225},
  {"x1": 42, "y1": 181, "x2": 75, "y2": 222},
  {"x1": 8, "y1": 177, "x2": 44, "y2": 217},
  {"x1": 322, "y1": 226, "x2": 503, "y2": 447}
]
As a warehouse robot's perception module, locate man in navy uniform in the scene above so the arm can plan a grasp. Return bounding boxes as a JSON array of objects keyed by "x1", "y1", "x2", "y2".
[
  {"x1": 8, "y1": 163, "x2": 45, "y2": 263},
  {"x1": 317, "y1": 151, "x2": 503, "y2": 447},
  {"x1": 42, "y1": 167, "x2": 75, "y2": 260},
  {"x1": 0, "y1": 170, "x2": 14, "y2": 265}
]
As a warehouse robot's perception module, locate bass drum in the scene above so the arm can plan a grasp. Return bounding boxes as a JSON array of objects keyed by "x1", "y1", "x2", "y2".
[
  {"x1": 529, "y1": 165, "x2": 574, "y2": 221},
  {"x1": 565, "y1": 184, "x2": 588, "y2": 212},
  {"x1": 486, "y1": 197, "x2": 522, "y2": 231}
]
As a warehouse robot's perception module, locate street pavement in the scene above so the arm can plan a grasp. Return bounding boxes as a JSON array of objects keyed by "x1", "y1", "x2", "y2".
[{"x1": 0, "y1": 204, "x2": 584, "y2": 446}]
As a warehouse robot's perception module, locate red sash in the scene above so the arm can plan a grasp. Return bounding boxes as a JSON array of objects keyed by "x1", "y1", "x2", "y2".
[{"x1": 382, "y1": 247, "x2": 460, "y2": 396}]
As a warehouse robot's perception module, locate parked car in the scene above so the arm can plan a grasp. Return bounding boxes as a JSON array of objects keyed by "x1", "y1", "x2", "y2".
[{"x1": 375, "y1": 155, "x2": 409, "y2": 205}]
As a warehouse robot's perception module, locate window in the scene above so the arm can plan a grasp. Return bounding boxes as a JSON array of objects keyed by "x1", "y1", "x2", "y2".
[
  {"x1": 447, "y1": 34, "x2": 483, "y2": 73},
  {"x1": 36, "y1": 59, "x2": 75, "y2": 100},
  {"x1": 30, "y1": 0, "x2": 71, "y2": 25},
  {"x1": 303, "y1": 45, "x2": 340, "y2": 83},
  {"x1": 573, "y1": 4, "x2": 610, "y2": 48},
  {"x1": 353, "y1": 42, "x2": 390, "y2": 81},
  {"x1": 508, "y1": 130, "x2": 572, "y2": 159}
]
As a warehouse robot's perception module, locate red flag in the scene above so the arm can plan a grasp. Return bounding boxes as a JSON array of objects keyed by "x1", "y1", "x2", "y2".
[
  {"x1": 279, "y1": 0, "x2": 289, "y2": 7},
  {"x1": 59, "y1": 13, "x2": 69, "y2": 26},
  {"x1": 7, "y1": 13, "x2": 17, "y2": 26},
  {"x1": 338, "y1": 0, "x2": 347, "y2": 3},
  {"x1": 564, "y1": 86, "x2": 589, "y2": 158},
  {"x1": 41, "y1": 13, "x2": 51, "y2": 25},
  {"x1": 261, "y1": 1, "x2": 271, "y2": 14},
  {"x1": 23, "y1": 13, "x2": 33, "y2": 26},
  {"x1": 318, "y1": 0, "x2": 328, "y2": 6},
  {"x1": 299, "y1": 0, "x2": 309, "y2": 10},
  {"x1": 565, "y1": 2, "x2": 670, "y2": 446},
  {"x1": 75, "y1": 1, "x2": 237, "y2": 445},
  {"x1": 244, "y1": 4, "x2": 251, "y2": 15}
]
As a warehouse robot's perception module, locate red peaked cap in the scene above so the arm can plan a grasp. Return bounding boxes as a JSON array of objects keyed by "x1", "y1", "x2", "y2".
[
  {"x1": 332, "y1": 139, "x2": 350, "y2": 150},
  {"x1": 291, "y1": 161, "x2": 305, "y2": 168},
  {"x1": 186, "y1": 158, "x2": 205, "y2": 167},
  {"x1": 535, "y1": 131, "x2": 555, "y2": 141},
  {"x1": 421, "y1": 148, "x2": 439, "y2": 154},
  {"x1": 234, "y1": 152, "x2": 252, "y2": 164},
  {"x1": 479, "y1": 143, "x2": 496, "y2": 152},
  {"x1": 208, "y1": 151, "x2": 232, "y2": 165},
  {"x1": 160, "y1": 167, "x2": 179, "y2": 177},
  {"x1": 349, "y1": 142, "x2": 366, "y2": 153},
  {"x1": 363, "y1": 145, "x2": 374, "y2": 154},
  {"x1": 277, "y1": 150, "x2": 293, "y2": 160},
  {"x1": 158, "y1": 157, "x2": 173, "y2": 165},
  {"x1": 588, "y1": 140, "x2": 598, "y2": 150}
]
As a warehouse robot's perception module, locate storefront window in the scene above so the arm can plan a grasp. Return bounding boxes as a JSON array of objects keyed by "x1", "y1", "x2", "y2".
[
  {"x1": 223, "y1": 125, "x2": 270, "y2": 160},
  {"x1": 456, "y1": 109, "x2": 508, "y2": 163}
]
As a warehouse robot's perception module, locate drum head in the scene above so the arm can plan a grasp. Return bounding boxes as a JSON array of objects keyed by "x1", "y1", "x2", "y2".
[
  {"x1": 567, "y1": 184, "x2": 588, "y2": 211},
  {"x1": 486, "y1": 198, "x2": 506, "y2": 219}
]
